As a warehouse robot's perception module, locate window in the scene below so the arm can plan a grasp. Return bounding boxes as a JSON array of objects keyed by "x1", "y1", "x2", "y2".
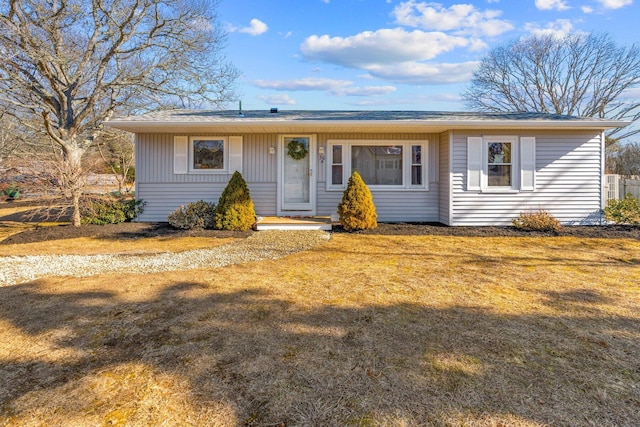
[
  {"x1": 466, "y1": 136, "x2": 536, "y2": 192},
  {"x1": 353, "y1": 145, "x2": 403, "y2": 186},
  {"x1": 331, "y1": 145, "x2": 343, "y2": 186},
  {"x1": 411, "y1": 145, "x2": 422, "y2": 186},
  {"x1": 190, "y1": 137, "x2": 227, "y2": 172},
  {"x1": 487, "y1": 141, "x2": 512, "y2": 187},
  {"x1": 327, "y1": 140, "x2": 428, "y2": 190}
]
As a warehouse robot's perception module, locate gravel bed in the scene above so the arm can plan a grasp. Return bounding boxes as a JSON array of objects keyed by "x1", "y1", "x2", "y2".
[{"x1": 0, "y1": 230, "x2": 331, "y2": 287}]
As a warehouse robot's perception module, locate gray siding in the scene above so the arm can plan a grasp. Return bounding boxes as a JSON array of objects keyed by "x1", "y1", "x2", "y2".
[
  {"x1": 439, "y1": 131, "x2": 451, "y2": 225},
  {"x1": 135, "y1": 133, "x2": 277, "y2": 221},
  {"x1": 136, "y1": 132, "x2": 442, "y2": 222},
  {"x1": 451, "y1": 130, "x2": 603, "y2": 226},
  {"x1": 135, "y1": 129, "x2": 604, "y2": 225}
]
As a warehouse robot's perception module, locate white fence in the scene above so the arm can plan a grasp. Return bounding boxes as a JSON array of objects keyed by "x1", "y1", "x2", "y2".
[{"x1": 605, "y1": 174, "x2": 640, "y2": 202}]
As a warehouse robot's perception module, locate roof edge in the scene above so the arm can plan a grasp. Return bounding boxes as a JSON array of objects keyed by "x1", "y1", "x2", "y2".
[{"x1": 106, "y1": 118, "x2": 630, "y2": 132}]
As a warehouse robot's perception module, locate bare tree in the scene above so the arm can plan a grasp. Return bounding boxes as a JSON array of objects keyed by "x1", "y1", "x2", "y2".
[
  {"x1": 96, "y1": 129, "x2": 135, "y2": 194},
  {"x1": 463, "y1": 33, "x2": 640, "y2": 142},
  {"x1": 0, "y1": 113, "x2": 21, "y2": 166},
  {"x1": 607, "y1": 141, "x2": 640, "y2": 176},
  {"x1": 0, "y1": 0, "x2": 239, "y2": 225}
]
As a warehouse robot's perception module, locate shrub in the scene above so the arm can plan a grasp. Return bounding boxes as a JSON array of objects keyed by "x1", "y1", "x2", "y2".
[
  {"x1": 512, "y1": 209, "x2": 561, "y2": 232},
  {"x1": 2, "y1": 185, "x2": 20, "y2": 200},
  {"x1": 167, "y1": 200, "x2": 216, "y2": 230},
  {"x1": 337, "y1": 171, "x2": 377, "y2": 231},
  {"x1": 214, "y1": 171, "x2": 256, "y2": 231},
  {"x1": 604, "y1": 194, "x2": 640, "y2": 225},
  {"x1": 82, "y1": 197, "x2": 145, "y2": 225}
]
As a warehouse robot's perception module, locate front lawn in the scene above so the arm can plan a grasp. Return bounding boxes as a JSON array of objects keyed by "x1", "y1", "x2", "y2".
[{"x1": 0, "y1": 232, "x2": 638, "y2": 426}]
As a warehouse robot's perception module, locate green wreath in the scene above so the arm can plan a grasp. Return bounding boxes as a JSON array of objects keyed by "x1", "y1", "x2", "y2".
[{"x1": 287, "y1": 139, "x2": 308, "y2": 160}]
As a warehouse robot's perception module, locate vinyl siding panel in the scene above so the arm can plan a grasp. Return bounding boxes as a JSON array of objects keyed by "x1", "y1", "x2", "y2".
[
  {"x1": 136, "y1": 182, "x2": 276, "y2": 222},
  {"x1": 451, "y1": 130, "x2": 603, "y2": 226}
]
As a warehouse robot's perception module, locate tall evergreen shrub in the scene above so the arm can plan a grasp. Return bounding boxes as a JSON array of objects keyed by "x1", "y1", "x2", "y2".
[
  {"x1": 337, "y1": 171, "x2": 377, "y2": 231},
  {"x1": 214, "y1": 171, "x2": 256, "y2": 231}
]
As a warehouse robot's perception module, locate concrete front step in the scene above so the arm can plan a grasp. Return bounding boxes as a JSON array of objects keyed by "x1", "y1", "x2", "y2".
[{"x1": 255, "y1": 216, "x2": 333, "y2": 231}]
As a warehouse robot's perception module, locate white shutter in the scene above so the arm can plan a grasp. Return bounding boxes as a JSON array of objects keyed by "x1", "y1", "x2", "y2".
[
  {"x1": 228, "y1": 136, "x2": 243, "y2": 174},
  {"x1": 173, "y1": 136, "x2": 188, "y2": 174},
  {"x1": 467, "y1": 137, "x2": 483, "y2": 191},
  {"x1": 520, "y1": 137, "x2": 536, "y2": 191}
]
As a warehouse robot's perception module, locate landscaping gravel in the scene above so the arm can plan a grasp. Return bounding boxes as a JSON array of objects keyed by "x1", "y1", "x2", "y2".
[{"x1": 0, "y1": 230, "x2": 331, "y2": 287}]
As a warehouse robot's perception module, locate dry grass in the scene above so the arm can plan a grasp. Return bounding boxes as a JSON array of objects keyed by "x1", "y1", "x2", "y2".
[
  {"x1": 0, "y1": 233, "x2": 639, "y2": 426},
  {"x1": 0, "y1": 234, "x2": 235, "y2": 256}
]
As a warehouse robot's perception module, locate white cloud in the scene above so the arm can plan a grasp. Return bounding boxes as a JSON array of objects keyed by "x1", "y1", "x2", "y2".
[
  {"x1": 257, "y1": 94, "x2": 297, "y2": 105},
  {"x1": 525, "y1": 19, "x2": 574, "y2": 37},
  {"x1": 597, "y1": 0, "x2": 633, "y2": 9},
  {"x1": 535, "y1": 0, "x2": 570, "y2": 11},
  {"x1": 253, "y1": 78, "x2": 352, "y2": 92},
  {"x1": 365, "y1": 61, "x2": 479, "y2": 85},
  {"x1": 252, "y1": 78, "x2": 396, "y2": 97},
  {"x1": 392, "y1": 1, "x2": 514, "y2": 37},
  {"x1": 334, "y1": 85, "x2": 397, "y2": 96},
  {"x1": 581, "y1": 5, "x2": 595, "y2": 12},
  {"x1": 301, "y1": 28, "x2": 470, "y2": 68},
  {"x1": 239, "y1": 19, "x2": 268, "y2": 36}
]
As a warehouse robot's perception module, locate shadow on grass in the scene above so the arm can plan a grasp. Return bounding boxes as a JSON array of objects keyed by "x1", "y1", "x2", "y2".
[{"x1": 0, "y1": 281, "x2": 638, "y2": 426}]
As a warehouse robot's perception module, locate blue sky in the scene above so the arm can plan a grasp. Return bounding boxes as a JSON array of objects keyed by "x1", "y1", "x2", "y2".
[{"x1": 218, "y1": 0, "x2": 638, "y2": 112}]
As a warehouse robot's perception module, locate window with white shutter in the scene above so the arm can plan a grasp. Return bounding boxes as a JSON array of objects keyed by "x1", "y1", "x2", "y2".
[{"x1": 466, "y1": 135, "x2": 535, "y2": 192}]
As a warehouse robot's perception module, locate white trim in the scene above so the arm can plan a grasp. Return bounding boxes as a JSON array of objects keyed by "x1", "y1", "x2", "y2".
[
  {"x1": 189, "y1": 136, "x2": 229, "y2": 173},
  {"x1": 600, "y1": 131, "x2": 606, "y2": 211},
  {"x1": 107, "y1": 118, "x2": 629, "y2": 134},
  {"x1": 277, "y1": 134, "x2": 317, "y2": 215},
  {"x1": 326, "y1": 139, "x2": 429, "y2": 191}
]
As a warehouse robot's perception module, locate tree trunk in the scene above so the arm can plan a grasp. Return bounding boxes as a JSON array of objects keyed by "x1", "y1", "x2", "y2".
[
  {"x1": 72, "y1": 187, "x2": 82, "y2": 226},
  {"x1": 61, "y1": 145, "x2": 86, "y2": 226}
]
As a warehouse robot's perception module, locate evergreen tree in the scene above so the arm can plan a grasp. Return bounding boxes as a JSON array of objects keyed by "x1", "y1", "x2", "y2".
[
  {"x1": 337, "y1": 171, "x2": 377, "y2": 231},
  {"x1": 214, "y1": 172, "x2": 256, "y2": 231}
]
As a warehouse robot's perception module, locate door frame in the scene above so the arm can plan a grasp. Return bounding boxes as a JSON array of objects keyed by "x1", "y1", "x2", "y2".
[{"x1": 277, "y1": 134, "x2": 317, "y2": 216}]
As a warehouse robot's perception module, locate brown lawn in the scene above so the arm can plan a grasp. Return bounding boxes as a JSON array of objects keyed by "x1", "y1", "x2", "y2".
[{"x1": 0, "y1": 231, "x2": 639, "y2": 426}]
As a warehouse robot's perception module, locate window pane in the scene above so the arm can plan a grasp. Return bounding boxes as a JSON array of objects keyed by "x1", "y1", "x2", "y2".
[
  {"x1": 193, "y1": 139, "x2": 224, "y2": 169},
  {"x1": 352, "y1": 145, "x2": 403, "y2": 185},
  {"x1": 332, "y1": 165, "x2": 343, "y2": 185},
  {"x1": 412, "y1": 165, "x2": 422, "y2": 185},
  {"x1": 488, "y1": 142, "x2": 511, "y2": 164},
  {"x1": 488, "y1": 165, "x2": 511, "y2": 186},
  {"x1": 332, "y1": 145, "x2": 342, "y2": 164},
  {"x1": 412, "y1": 145, "x2": 422, "y2": 164}
]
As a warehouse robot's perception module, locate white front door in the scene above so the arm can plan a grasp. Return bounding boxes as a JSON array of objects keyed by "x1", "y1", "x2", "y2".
[{"x1": 279, "y1": 135, "x2": 316, "y2": 214}]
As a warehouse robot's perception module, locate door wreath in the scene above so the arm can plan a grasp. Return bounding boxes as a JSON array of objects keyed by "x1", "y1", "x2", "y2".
[{"x1": 287, "y1": 139, "x2": 308, "y2": 160}]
